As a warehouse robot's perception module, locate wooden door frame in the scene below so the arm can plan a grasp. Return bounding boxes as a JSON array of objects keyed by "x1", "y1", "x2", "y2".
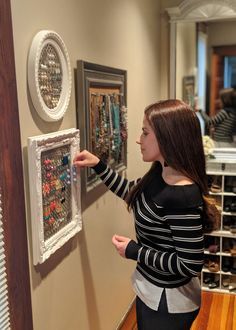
[
  {"x1": 0, "y1": 0, "x2": 33, "y2": 329},
  {"x1": 210, "y1": 45, "x2": 236, "y2": 116}
]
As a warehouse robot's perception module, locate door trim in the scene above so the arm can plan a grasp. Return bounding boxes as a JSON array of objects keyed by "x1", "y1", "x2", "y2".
[{"x1": 0, "y1": 0, "x2": 33, "y2": 328}]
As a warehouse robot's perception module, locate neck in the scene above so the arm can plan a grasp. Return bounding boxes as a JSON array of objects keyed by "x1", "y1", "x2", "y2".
[
  {"x1": 159, "y1": 160, "x2": 193, "y2": 185},
  {"x1": 161, "y1": 163, "x2": 181, "y2": 177},
  {"x1": 159, "y1": 159, "x2": 181, "y2": 177}
]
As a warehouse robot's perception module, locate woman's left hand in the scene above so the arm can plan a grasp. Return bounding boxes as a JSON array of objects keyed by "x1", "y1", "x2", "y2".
[{"x1": 112, "y1": 234, "x2": 131, "y2": 258}]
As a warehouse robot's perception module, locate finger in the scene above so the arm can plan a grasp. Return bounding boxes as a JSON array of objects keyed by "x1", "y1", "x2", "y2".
[
  {"x1": 113, "y1": 234, "x2": 127, "y2": 242},
  {"x1": 73, "y1": 159, "x2": 88, "y2": 167},
  {"x1": 73, "y1": 155, "x2": 85, "y2": 163},
  {"x1": 112, "y1": 235, "x2": 119, "y2": 246},
  {"x1": 73, "y1": 150, "x2": 88, "y2": 162}
]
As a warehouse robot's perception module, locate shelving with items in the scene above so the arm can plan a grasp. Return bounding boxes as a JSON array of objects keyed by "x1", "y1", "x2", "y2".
[{"x1": 201, "y1": 160, "x2": 236, "y2": 294}]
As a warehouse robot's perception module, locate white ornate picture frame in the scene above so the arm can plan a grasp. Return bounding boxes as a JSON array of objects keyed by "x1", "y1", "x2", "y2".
[
  {"x1": 28, "y1": 30, "x2": 72, "y2": 121},
  {"x1": 28, "y1": 128, "x2": 82, "y2": 265}
]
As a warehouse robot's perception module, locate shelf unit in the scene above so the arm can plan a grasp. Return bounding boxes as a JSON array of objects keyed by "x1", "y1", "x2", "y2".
[{"x1": 202, "y1": 159, "x2": 236, "y2": 294}]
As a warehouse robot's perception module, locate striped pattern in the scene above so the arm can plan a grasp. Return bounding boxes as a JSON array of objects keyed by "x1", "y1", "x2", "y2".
[
  {"x1": 94, "y1": 162, "x2": 204, "y2": 288},
  {"x1": 200, "y1": 109, "x2": 236, "y2": 142}
]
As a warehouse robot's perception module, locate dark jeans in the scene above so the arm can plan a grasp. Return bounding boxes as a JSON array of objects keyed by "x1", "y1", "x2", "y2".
[{"x1": 136, "y1": 291, "x2": 199, "y2": 330}]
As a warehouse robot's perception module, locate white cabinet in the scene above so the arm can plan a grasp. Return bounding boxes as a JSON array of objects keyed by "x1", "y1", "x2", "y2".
[{"x1": 202, "y1": 160, "x2": 236, "y2": 294}]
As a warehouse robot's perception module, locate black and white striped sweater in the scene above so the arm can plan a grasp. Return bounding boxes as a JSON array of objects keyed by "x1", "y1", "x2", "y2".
[
  {"x1": 200, "y1": 108, "x2": 236, "y2": 142},
  {"x1": 93, "y1": 161, "x2": 204, "y2": 289}
]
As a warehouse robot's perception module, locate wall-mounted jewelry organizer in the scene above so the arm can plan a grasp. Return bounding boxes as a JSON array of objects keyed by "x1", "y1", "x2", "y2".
[
  {"x1": 28, "y1": 30, "x2": 72, "y2": 121},
  {"x1": 76, "y1": 61, "x2": 127, "y2": 209},
  {"x1": 28, "y1": 128, "x2": 81, "y2": 265}
]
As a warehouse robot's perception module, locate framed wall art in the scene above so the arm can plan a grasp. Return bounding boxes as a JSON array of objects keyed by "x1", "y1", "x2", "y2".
[
  {"x1": 28, "y1": 30, "x2": 72, "y2": 122},
  {"x1": 28, "y1": 128, "x2": 82, "y2": 265},
  {"x1": 182, "y1": 75, "x2": 195, "y2": 109},
  {"x1": 76, "y1": 61, "x2": 128, "y2": 208}
]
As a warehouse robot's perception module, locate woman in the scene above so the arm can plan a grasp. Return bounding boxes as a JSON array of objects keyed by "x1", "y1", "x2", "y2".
[{"x1": 74, "y1": 99, "x2": 217, "y2": 330}]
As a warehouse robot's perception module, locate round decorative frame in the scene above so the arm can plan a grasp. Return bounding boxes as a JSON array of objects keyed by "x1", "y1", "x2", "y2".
[{"x1": 28, "y1": 30, "x2": 72, "y2": 121}]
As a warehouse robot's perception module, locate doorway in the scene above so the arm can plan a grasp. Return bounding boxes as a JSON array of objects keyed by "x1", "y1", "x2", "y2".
[{"x1": 210, "y1": 45, "x2": 236, "y2": 116}]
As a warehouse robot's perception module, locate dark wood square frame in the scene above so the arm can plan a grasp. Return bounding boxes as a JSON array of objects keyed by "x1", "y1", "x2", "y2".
[{"x1": 76, "y1": 61, "x2": 127, "y2": 209}]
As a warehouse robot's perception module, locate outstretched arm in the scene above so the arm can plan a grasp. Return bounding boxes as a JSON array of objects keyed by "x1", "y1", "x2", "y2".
[
  {"x1": 199, "y1": 109, "x2": 228, "y2": 127},
  {"x1": 74, "y1": 150, "x2": 137, "y2": 200}
]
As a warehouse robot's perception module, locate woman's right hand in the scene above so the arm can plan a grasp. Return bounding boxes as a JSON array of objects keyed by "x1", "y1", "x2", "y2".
[{"x1": 73, "y1": 150, "x2": 100, "y2": 168}]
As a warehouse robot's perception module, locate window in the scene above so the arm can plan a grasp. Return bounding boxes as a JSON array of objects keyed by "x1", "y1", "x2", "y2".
[{"x1": 224, "y1": 56, "x2": 236, "y2": 88}]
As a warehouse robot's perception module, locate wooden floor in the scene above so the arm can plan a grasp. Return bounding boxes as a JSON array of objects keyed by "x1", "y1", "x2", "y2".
[{"x1": 119, "y1": 291, "x2": 236, "y2": 330}]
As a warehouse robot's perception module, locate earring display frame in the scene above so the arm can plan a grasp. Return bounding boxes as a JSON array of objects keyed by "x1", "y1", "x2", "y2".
[
  {"x1": 28, "y1": 128, "x2": 82, "y2": 265},
  {"x1": 28, "y1": 30, "x2": 72, "y2": 122},
  {"x1": 76, "y1": 60, "x2": 128, "y2": 209}
]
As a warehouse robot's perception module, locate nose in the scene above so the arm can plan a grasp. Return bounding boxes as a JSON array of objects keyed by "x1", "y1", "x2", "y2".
[{"x1": 136, "y1": 138, "x2": 141, "y2": 145}]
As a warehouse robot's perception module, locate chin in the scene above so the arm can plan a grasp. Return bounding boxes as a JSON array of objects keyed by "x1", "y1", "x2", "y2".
[{"x1": 142, "y1": 156, "x2": 151, "y2": 162}]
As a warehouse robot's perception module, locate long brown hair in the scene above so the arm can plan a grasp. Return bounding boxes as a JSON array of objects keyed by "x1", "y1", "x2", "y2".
[{"x1": 126, "y1": 99, "x2": 219, "y2": 232}]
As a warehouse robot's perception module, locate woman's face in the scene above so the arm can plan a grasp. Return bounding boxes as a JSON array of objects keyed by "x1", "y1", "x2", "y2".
[{"x1": 136, "y1": 116, "x2": 162, "y2": 162}]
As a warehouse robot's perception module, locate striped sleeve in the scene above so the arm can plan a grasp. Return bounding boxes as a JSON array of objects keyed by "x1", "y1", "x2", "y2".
[
  {"x1": 126, "y1": 208, "x2": 204, "y2": 277},
  {"x1": 200, "y1": 109, "x2": 228, "y2": 127},
  {"x1": 92, "y1": 161, "x2": 136, "y2": 200}
]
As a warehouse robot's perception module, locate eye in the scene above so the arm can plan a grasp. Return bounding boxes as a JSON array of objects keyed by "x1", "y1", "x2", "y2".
[{"x1": 142, "y1": 128, "x2": 148, "y2": 136}]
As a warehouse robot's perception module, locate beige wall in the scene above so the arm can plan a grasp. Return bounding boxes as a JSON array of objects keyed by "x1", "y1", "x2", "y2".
[
  {"x1": 10, "y1": 0, "x2": 164, "y2": 329},
  {"x1": 208, "y1": 20, "x2": 236, "y2": 47},
  {"x1": 176, "y1": 22, "x2": 196, "y2": 100},
  {"x1": 207, "y1": 20, "x2": 236, "y2": 73}
]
